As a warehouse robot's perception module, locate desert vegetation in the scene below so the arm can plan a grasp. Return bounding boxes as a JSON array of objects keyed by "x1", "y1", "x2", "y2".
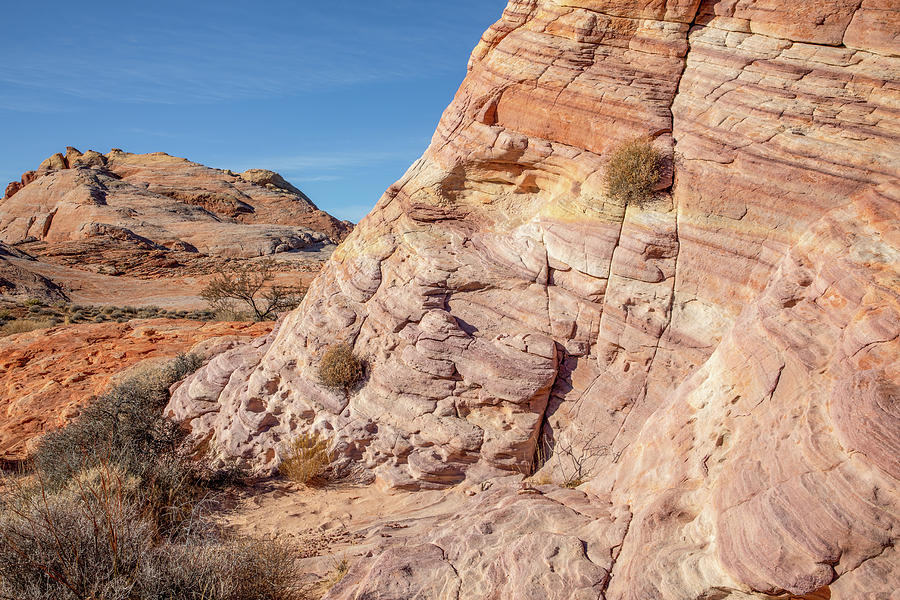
[
  {"x1": 530, "y1": 430, "x2": 609, "y2": 488},
  {"x1": 603, "y1": 137, "x2": 662, "y2": 207},
  {"x1": 200, "y1": 258, "x2": 307, "y2": 321},
  {"x1": 0, "y1": 355, "x2": 314, "y2": 600},
  {"x1": 279, "y1": 432, "x2": 334, "y2": 486},
  {"x1": 0, "y1": 299, "x2": 219, "y2": 336},
  {"x1": 317, "y1": 343, "x2": 365, "y2": 392}
]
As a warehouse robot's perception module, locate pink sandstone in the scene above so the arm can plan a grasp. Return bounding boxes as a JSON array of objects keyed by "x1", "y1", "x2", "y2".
[{"x1": 168, "y1": 1, "x2": 899, "y2": 597}]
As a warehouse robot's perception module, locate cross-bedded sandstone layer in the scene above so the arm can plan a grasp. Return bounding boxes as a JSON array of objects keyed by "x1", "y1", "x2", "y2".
[{"x1": 169, "y1": 1, "x2": 899, "y2": 597}]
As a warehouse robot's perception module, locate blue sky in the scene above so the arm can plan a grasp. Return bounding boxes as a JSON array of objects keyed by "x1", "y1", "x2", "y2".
[{"x1": 0, "y1": 1, "x2": 507, "y2": 222}]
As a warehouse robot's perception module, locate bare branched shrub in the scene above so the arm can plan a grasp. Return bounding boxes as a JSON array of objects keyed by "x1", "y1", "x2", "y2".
[
  {"x1": 534, "y1": 430, "x2": 609, "y2": 488},
  {"x1": 279, "y1": 432, "x2": 334, "y2": 485},
  {"x1": 200, "y1": 258, "x2": 306, "y2": 321},
  {"x1": 603, "y1": 137, "x2": 662, "y2": 207},
  {"x1": 318, "y1": 343, "x2": 364, "y2": 392}
]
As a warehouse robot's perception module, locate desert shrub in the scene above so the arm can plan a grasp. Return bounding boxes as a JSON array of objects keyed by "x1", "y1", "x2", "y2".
[
  {"x1": 139, "y1": 537, "x2": 313, "y2": 600},
  {"x1": 0, "y1": 472, "x2": 312, "y2": 600},
  {"x1": 32, "y1": 354, "x2": 203, "y2": 530},
  {"x1": 279, "y1": 432, "x2": 333, "y2": 485},
  {"x1": 318, "y1": 343, "x2": 364, "y2": 392},
  {"x1": 22, "y1": 298, "x2": 42, "y2": 307},
  {"x1": 0, "y1": 468, "x2": 151, "y2": 600},
  {"x1": 0, "y1": 318, "x2": 54, "y2": 336},
  {"x1": 201, "y1": 258, "x2": 306, "y2": 321},
  {"x1": 0, "y1": 351, "x2": 314, "y2": 599},
  {"x1": 603, "y1": 137, "x2": 662, "y2": 207}
]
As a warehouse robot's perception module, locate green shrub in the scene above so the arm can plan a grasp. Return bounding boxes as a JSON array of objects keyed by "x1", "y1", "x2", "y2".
[
  {"x1": 318, "y1": 343, "x2": 364, "y2": 391},
  {"x1": 603, "y1": 137, "x2": 662, "y2": 207}
]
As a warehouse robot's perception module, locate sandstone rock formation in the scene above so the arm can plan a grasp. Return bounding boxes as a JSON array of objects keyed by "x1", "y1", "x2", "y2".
[
  {"x1": 169, "y1": 1, "x2": 899, "y2": 597},
  {"x1": 0, "y1": 243, "x2": 66, "y2": 301},
  {"x1": 0, "y1": 148, "x2": 351, "y2": 275},
  {"x1": 0, "y1": 319, "x2": 271, "y2": 464}
]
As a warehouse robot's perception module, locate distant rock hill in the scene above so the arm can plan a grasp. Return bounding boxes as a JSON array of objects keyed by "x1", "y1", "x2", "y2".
[{"x1": 0, "y1": 148, "x2": 351, "y2": 284}]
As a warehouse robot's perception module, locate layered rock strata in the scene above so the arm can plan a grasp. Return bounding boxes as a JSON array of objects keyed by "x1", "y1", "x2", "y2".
[{"x1": 169, "y1": 1, "x2": 899, "y2": 597}]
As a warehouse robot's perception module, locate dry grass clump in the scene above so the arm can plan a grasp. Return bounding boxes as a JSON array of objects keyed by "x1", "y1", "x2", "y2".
[
  {"x1": 318, "y1": 343, "x2": 364, "y2": 391},
  {"x1": 320, "y1": 556, "x2": 351, "y2": 593},
  {"x1": 0, "y1": 317, "x2": 55, "y2": 336},
  {"x1": 603, "y1": 137, "x2": 662, "y2": 207},
  {"x1": 279, "y1": 432, "x2": 334, "y2": 485}
]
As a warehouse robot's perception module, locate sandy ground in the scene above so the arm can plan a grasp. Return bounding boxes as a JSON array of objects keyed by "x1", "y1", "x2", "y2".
[
  {"x1": 213, "y1": 479, "x2": 475, "y2": 584},
  {"x1": 11, "y1": 251, "x2": 330, "y2": 309}
]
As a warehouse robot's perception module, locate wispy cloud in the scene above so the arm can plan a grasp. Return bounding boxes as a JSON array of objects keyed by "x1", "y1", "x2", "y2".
[
  {"x1": 291, "y1": 175, "x2": 343, "y2": 183},
  {"x1": 237, "y1": 151, "x2": 410, "y2": 173},
  {"x1": 0, "y1": 2, "x2": 494, "y2": 108}
]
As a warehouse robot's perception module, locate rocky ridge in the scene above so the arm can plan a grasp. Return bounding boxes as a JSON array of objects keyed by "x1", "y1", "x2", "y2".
[
  {"x1": 168, "y1": 1, "x2": 899, "y2": 598},
  {"x1": 0, "y1": 148, "x2": 351, "y2": 281}
]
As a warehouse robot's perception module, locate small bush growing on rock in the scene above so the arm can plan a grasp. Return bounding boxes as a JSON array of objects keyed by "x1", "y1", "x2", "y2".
[
  {"x1": 279, "y1": 432, "x2": 333, "y2": 485},
  {"x1": 318, "y1": 343, "x2": 364, "y2": 391},
  {"x1": 603, "y1": 137, "x2": 662, "y2": 207}
]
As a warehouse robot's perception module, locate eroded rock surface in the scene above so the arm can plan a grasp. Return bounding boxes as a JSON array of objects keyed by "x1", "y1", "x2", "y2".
[{"x1": 169, "y1": 1, "x2": 899, "y2": 597}]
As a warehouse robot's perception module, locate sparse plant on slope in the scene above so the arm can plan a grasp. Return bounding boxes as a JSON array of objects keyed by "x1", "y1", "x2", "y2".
[
  {"x1": 533, "y1": 430, "x2": 610, "y2": 488},
  {"x1": 603, "y1": 137, "x2": 662, "y2": 207},
  {"x1": 200, "y1": 258, "x2": 306, "y2": 321},
  {"x1": 318, "y1": 343, "x2": 365, "y2": 392},
  {"x1": 279, "y1": 432, "x2": 334, "y2": 486},
  {"x1": 321, "y1": 556, "x2": 351, "y2": 593}
]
